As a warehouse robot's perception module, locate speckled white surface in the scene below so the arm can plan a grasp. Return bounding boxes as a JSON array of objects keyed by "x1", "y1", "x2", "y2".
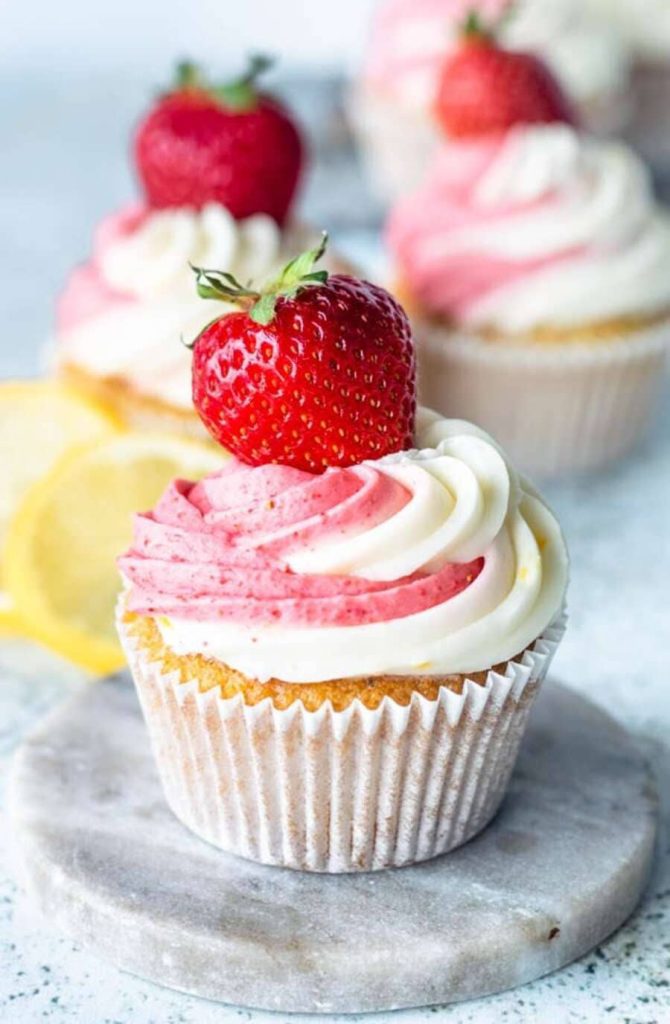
[{"x1": 1, "y1": 71, "x2": 670, "y2": 1023}]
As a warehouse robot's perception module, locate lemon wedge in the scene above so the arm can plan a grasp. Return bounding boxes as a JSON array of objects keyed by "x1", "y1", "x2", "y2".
[
  {"x1": 5, "y1": 433, "x2": 226, "y2": 674},
  {"x1": 0, "y1": 380, "x2": 120, "y2": 630}
]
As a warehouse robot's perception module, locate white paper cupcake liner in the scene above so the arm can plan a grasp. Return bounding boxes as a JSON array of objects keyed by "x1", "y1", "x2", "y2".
[
  {"x1": 118, "y1": 611, "x2": 566, "y2": 873},
  {"x1": 415, "y1": 320, "x2": 670, "y2": 478}
]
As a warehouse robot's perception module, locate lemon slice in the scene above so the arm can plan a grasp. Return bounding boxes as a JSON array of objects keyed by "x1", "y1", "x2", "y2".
[
  {"x1": 5, "y1": 433, "x2": 226, "y2": 675},
  {"x1": 0, "y1": 380, "x2": 121, "y2": 630},
  {"x1": 0, "y1": 594, "x2": 22, "y2": 635}
]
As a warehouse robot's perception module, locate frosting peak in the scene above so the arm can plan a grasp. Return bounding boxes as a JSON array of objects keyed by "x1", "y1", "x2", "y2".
[
  {"x1": 120, "y1": 409, "x2": 568, "y2": 682},
  {"x1": 387, "y1": 124, "x2": 670, "y2": 331},
  {"x1": 56, "y1": 204, "x2": 287, "y2": 409},
  {"x1": 98, "y1": 203, "x2": 281, "y2": 299}
]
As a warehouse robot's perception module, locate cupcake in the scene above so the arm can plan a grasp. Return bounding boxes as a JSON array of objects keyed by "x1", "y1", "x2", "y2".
[
  {"x1": 117, "y1": 239, "x2": 568, "y2": 873},
  {"x1": 55, "y1": 58, "x2": 347, "y2": 438},
  {"x1": 351, "y1": 0, "x2": 631, "y2": 202},
  {"x1": 387, "y1": 44, "x2": 670, "y2": 477}
]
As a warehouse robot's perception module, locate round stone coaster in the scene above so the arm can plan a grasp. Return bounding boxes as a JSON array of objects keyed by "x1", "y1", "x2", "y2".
[{"x1": 8, "y1": 676, "x2": 657, "y2": 1015}]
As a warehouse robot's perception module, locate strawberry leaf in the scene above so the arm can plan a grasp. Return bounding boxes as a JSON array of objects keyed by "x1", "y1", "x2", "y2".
[
  {"x1": 190, "y1": 264, "x2": 260, "y2": 305},
  {"x1": 172, "y1": 55, "x2": 274, "y2": 112},
  {"x1": 192, "y1": 231, "x2": 329, "y2": 327},
  {"x1": 249, "y1": 293, "x2": 279, "y2": 326},
  {"x1": 175, "y1": 60, "x2": 202, "y2": 90},
  {"x1": 213, "y1": 54, "x2": 274, "y2": 112}
]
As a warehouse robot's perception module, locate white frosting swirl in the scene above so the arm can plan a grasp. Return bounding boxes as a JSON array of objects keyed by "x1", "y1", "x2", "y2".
[
  {"x1": 58, "y1": 205, "x2": 284, "y2": 409},
  {"x1": 157, "y1": 409, "x2": 568, "y2": 682},
  {"x1": 99, "y1": 204, "x2": 281, "y2": 298},
  {"x1": 467, "y1": 126, "x2": 670, "y2": 329},
  {"x1": 390, "y1": 124, "x2": 670, "y2": 332},
  {"x1": 503, "y1": 0, "x2": 630, "y2": 105},
  {"x1": 586, "y1": 0, "x2": 670, "y2": 61}
]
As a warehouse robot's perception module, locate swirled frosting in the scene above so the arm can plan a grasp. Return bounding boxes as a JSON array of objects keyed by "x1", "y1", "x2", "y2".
[
  {"x1": 387, "y1": 124, "x2": 670, "y2": 331},
  {"x1": 363, "y1": 0, "x2": 629, "y2": 111},
  {"x1": 119, "y1": 409, "x2": 568, "y2": 683},
  {"x1": 587, "y1": 0, "x2": 670, "y2": 61},
  {"x1": 56, "y1": 203, "x2": 285, "y2": 409}
]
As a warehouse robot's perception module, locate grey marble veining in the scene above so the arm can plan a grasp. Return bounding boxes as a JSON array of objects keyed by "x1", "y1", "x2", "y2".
[{"x1": 7, "y1": 676, "x2": 658, "y2": 1015}]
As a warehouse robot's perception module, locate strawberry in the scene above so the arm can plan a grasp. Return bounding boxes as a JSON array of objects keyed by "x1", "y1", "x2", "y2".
[
  {"x1": 188, "y1": 235, "x2": 416, "y2": 472},
  {"x1": 434, "y1": 10, "x2": 576, "y2": 139},
  {"x1": 134, "y1": 56, "x2": 303, "y2": 225}
]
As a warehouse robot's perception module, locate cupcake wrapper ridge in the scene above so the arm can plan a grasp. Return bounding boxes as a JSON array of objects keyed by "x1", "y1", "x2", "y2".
[
  {"x1": 118, "y1": 609, "x2": 566, "y2": 873},
  {"x1": 416, "y1": 321, "x2": 670, "y2": 478}
]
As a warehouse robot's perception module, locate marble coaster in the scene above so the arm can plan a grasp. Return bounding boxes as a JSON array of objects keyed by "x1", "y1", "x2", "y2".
[{"x1": 8, "y1": 677, "x2": 657, "y2": 1015}]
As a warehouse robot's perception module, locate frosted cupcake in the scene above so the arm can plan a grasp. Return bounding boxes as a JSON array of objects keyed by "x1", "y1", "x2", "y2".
[
  {"x1": 55, "y1": 59, "x2": 346, "y2": 437},
  {"x1": 388, "y1": 118, "x2": 670, "y2": 476},
  {"x1": 117, "y1": 239, "x2": 568, "y2": 872},
  {"x1": 351, "y1": 0, "x2": 631, "y2": 201},
  {"x1": 56, "y1": 206, "x2": 322, "y2": 437}
]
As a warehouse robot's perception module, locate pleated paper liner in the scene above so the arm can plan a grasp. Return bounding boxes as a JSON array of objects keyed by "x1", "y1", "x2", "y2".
[
  {"x1": 415, "y1": 321, "x2": 670, "y2": 478},
  {"x1": 119, "y1": 609, "x2": 566, "y2": 873}
]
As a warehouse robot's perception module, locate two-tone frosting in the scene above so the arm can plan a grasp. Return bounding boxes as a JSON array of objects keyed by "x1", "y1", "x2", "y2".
[
  {"x1": 56, "y1": 203, "x2": 285, "y2": 409},
  {"x1": 387, "y1": 124, "x2": 670, "y2": 332},
  {"x1": 363, "y1": 0, "x2": 629, "y2": 115},
  {"x1": 119, "y1": 409, "x2": 568, "y2": 683}
]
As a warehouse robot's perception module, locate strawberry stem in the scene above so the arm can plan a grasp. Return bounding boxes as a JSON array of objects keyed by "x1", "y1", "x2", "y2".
[
  {"x1": 175, "y1": 60, "x2": 202, "y2": 90},
  {"x1": 172, "y1": 55, "x2": 274, "y2": 112},
  {"x1": 190, "y1": 231, "x2": 330, "y2": 328},
  {"x1": 461, "y1": 8, "x2": 495, "y2": 43},
  {"x1": 461, "y1": 1, "x2": 517, "y2": 43},
  {"x1": 213, "y1": 54, "x2": 274, "y2": 111}
]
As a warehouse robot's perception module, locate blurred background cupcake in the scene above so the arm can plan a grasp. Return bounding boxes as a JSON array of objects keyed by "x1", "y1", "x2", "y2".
[
  {"x1": 54, "y1": 58, "x2": 349, "y2": 438},
  {"x1": 387, "y1": 23, "x2": 670, "y2": 478},
  {"x1": 350, "y1": 0, "x2": 631, "y2": 203}
]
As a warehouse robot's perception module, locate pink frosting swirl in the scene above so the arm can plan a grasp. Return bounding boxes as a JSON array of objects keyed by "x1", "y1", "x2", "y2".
[
  {"x1": 387, "y1": 123, "x2": 670, "y2": 330},
  {"x1": 57, "y1": 205, "x2": 143, "y2": 331},
  {"x1": 119, "y1": 460, "x2": 483, "y2": 629},
  {"x1": 386, "y1": 134, "x2": 583, "y2": 322}
]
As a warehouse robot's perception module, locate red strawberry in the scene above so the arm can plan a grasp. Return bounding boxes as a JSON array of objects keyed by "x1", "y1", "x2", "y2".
[
  {"x1": 434, "y1": 11, "x2": 576, "y2": 138},
  {"x1": 189, "y1": 235, "x2": 416, "y2": 472},
  {"x1": 134, "y1": 56, "x2": 303, "y2": 225}
]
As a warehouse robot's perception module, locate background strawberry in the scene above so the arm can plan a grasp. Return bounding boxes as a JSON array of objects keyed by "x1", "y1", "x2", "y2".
[
  {"x1": 434, "y1": 10, "x2": 576, "y2": 138},
  {"x1": 134, "y1": 56, "x2": 303, "y2": 225},
  {"x1": 189, "y1": 235, "x2": 416, "y2": 472}
]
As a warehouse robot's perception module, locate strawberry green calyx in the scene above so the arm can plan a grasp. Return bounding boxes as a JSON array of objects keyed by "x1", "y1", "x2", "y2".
[
  {"x1": 191, "y1": 231, "x2": 329, "y2": 327},
  {"x1": 461, "y1": 10, "x2": 494, "y2": 43},
  {"x1": 215, "y1": 54, "x2": 274, "y2": 111},
  {"x1": 461, "y1": 1, "x2": 517, "y2": 42},
  {"x1": 175, "y1": 60, "x2": 202, "y2": 90},
  {"x1": 172, "y1": 54, "x2": 274, "y2": 112}
]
